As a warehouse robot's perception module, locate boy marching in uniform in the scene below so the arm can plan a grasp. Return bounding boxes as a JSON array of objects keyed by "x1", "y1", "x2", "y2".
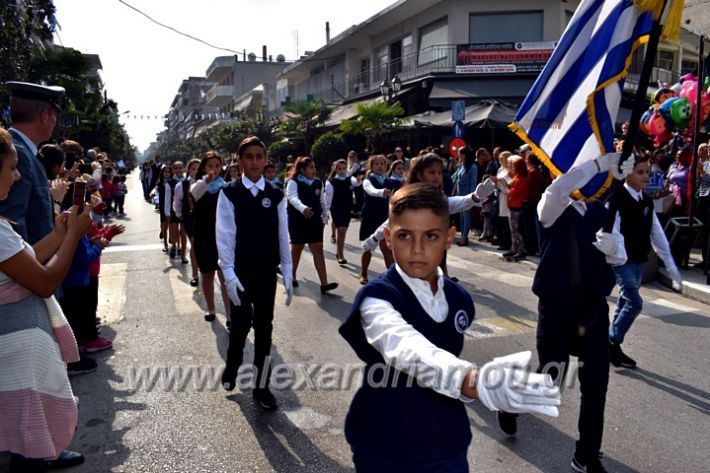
[
  {"x1": 340, "y1": 183, "x2": 560, "y2": 472},
  {"x1": 217, "y1": 136, "x2": 293, "y2": 411}
]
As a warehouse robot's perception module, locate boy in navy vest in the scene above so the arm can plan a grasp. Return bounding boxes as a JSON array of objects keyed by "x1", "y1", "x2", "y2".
[
  {"x1": 340, "y1": 183, "x2": 560, "y2": 473},
  {"x1": 216, "y1": 136, "x2": 293, "y2": 411},
  {"x1": 607, "y1": 156, "x2": 682, "y2": 369}
]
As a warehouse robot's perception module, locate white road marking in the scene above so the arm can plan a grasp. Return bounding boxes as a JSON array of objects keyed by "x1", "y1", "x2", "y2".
[
  {"x1": 104, "y1": 243, "x2": 165, "y2": 254},
  {"x1": 98, "y1": 263, "x2": 127, "y2": 323}
]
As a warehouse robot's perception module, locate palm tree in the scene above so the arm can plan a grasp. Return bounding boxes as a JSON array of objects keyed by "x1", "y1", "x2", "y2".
[
  {"x1": 339, "y1": 100, "x2": 405, "y2": 153},
  {"x1": 280, "y1": 99, "x2": 332, "y2": 152}
]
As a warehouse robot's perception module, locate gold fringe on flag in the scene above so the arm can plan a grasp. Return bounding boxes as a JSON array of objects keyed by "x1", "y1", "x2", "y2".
[{"x1": 633, "y1": 0, "x2": 685, "y2": 41}]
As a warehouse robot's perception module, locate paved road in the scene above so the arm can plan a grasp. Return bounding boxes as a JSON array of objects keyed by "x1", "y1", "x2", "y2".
[{"x1": 68, "y1": 173, "x2": 710, "y2": 472}]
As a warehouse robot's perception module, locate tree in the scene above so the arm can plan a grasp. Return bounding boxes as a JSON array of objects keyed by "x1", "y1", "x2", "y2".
[
  {"x1": 267, "y1": 140, "x2": 295, "y2": 162},
  {"x1": 339, "y1": 100, "x2": 405, "y2": 153},
  {"x1": 280, "y1": 99, "x2": 332, "y2": 152},
  {"x1": 0, "y1": 0, "x2": 57, "y2": 116},
  {"x1": 310, "y1": 132, "x2": 348, "y2": 169}
]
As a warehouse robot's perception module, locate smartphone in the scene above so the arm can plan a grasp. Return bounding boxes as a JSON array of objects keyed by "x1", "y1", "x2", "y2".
[
  {"x1": 64, "y1": 152, "x2": 77, "y2": 170},
  {"x1": 73, "y1": 180, "x2": 86, "y2": 212},
  {"x1": 78, "y1": 164, "x2": 92, "y2": 175}
]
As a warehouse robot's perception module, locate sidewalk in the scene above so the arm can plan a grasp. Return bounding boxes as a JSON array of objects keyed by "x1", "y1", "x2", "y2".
[{"x1": 657, "y1": 248, "x2": 710, "y2": 305}]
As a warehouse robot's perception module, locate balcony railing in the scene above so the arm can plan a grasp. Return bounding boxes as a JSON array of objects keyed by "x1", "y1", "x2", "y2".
[
  {"x1": 625, "y1": 66, "x2": 681, "y2": 93},
  {"x1": 206, "y1": 85, "x2": 234, "y2": 107},
  {"x1": 206, "y1": 56, "x2": 234, "y2": 82},
  {"x1": 296, "y1": 44, "x2": 458, "y2": 103}
]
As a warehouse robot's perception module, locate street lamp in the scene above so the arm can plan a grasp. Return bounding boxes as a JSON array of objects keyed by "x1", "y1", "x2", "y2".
[{"x1": 380, "y1": 75, "x2": 402, "y2": 104}]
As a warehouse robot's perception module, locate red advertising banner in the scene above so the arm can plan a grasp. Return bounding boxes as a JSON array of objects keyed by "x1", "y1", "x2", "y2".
[{"x1": 456, "y1": 42, "x2": 556, "y2": 74}]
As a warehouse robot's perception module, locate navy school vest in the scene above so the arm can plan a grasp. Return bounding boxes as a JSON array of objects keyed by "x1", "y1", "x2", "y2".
[
  {"x1": 532, "y1": 201, "x2": 616, "y2": 302},
  {"x1": 361, "y1": 174, "x2": 394, "y2": 221},
  {"x1": 613, "y1": 188, "x2": 654, "y2": 263},
  {"x1": 221, "y1": 178, "x2": 283, "y2": 272},
  {"x1": 339, "y1": 266, "x2": 475, "y2": 462},
  {"x1": 329, "y1": 177, "x2": 353, "y2": 213}
]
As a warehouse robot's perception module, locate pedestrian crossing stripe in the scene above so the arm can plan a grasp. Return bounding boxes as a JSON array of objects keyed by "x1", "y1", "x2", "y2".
[{"x1": 466, "y1": 314, "x2": 538, "y2": 339}]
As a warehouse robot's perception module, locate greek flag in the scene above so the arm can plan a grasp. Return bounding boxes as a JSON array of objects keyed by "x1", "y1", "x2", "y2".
[{"x1": 509, "y1": 0, "x2": 654, "y2": 200}]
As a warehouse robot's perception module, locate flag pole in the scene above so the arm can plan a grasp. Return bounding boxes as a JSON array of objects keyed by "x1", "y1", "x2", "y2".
[{"x1": 603, "y1": 0, "x2": 670, "y2": 232}]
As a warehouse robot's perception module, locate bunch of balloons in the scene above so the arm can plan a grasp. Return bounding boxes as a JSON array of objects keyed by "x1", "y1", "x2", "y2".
[{"x1": 639, "y1": 73, "x2": 710, "y2": 147}]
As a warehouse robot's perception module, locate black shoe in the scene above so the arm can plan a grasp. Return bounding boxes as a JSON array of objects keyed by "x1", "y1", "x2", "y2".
[
  {"x1": 448, "y1": 276, "x2": 459, "y2": 283},
  {"x1": 204, "y1": 313, "x2": 216, "y2": 322},
  {"x1": 571, "y1": 452, "x2": 607, "y2": 473},
  {"x1": 253, "y1": 388, "x2": 278, "y2": 411},
  {"x1": 226, "y1": 320, "x2": 231, "y2": 331},
  {"x1": 46, "y1": 449, "x2": 85, "y2": 469},
  {"x1": 337, "y1": 258, "x2": 348, "y2": 265},
  {"x1": 67, "y1": 357, "x2": 98, "y2": 376},
  {"x1": 320, "y1": 282, "x2": 338, "y2": 293},
  {"x1": 190, "y1": 277, "x2": 199, "y2": 287},
  {"x1": 181, "y1": 258, "x2": 189, "y2": 264},
  {"x1": 221, "y1": 363, "x2": 240, "y2": 391},
  {"x1": 497, "y1": 411, "x2": 518, "y2": 436},
  {"x1": 169, "y1": 246, "x2": 176, "y2": 258},
  {"x1": 513, "y1": 252, "x2": 527, "y2": 261},
  {"x1": 292, "y1": 280, "x2": 299, "y2": 288},
  {"x1": 609, "y1": 342, "x2": 637, "y2": 369},
  {"x1": 502, "y1": 250, "x2": 516, "y2": 258}
]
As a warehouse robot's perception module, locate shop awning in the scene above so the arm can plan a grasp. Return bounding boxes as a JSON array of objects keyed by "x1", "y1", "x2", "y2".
[
  {"x1": 412, "y1": 99, "x2": 519, "y2": 129},
  {"x1": 428, "y1": 78, "x2": 536, "y2": 106}
]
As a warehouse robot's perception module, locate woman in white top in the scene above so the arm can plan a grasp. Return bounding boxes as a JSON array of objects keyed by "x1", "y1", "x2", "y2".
[
  {"x1": 0, "y1": 127, "x2": 92, "y2": 468},
  {"x1": 494, "y1": 150, "x2": 512, "y2": 251}
]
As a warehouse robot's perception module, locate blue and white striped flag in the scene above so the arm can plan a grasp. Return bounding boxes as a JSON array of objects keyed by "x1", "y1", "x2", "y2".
[{"x1": 509, "y1": 0, "x2": 655, "y2": 200}]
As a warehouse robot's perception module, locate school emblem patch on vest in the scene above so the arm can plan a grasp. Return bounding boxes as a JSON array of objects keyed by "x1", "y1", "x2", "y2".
[
  {"x1": 315, "y1": 188, "x2": 321, "y2": 196},
  {"x1": 454, "y1": 310, "x2": 470, "y2": 333},
  {"x1": 262, "y1": 198, "x2": 272, "y2": 208},
  {"x1": 643, "y1": 207, "x2": 649, "y2": 216}
]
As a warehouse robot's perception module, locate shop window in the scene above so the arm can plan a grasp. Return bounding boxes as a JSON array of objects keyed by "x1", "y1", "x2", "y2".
[{"x1": 469, "y1": 11, "x2": 543, "y2": 43}]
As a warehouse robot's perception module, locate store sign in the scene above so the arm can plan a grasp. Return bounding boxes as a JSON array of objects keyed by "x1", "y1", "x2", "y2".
[{"x1": 456, "y1": 42, "x2": 556, "y2": 74}]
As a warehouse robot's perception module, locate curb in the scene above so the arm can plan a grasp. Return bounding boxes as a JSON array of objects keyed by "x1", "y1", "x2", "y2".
[{"x1": 657, "y1": 267, "x2": 710, "y2": 306}]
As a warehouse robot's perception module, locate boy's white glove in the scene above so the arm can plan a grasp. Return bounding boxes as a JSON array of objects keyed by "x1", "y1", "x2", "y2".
[
  {"x1": 668, "y1": 266, "x2": 682, "y2": 292},
  {"x1": 475, "y1": 351, "x2": 561, "y2": 417},
  {"x1": 361, "y1": 235, "x2": 379, "y2": 252},
  {"x1": 592, "y1": 230, "x2": 618, "y2": 256},
  {"x1": 225, "y1": 277, "x2": 245, "y2": 306},
  {"x1": 283, "y1": 276, "x2": 293, "y2": 306},
  {"x1": 595, "y1": 153, "x2": 634, "y2": 180},
  {"x1": 474, "y1": 177, "x2": 496, "y2": 201}
]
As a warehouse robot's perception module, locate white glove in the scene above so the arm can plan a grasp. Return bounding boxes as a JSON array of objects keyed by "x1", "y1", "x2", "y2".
[
  {"x1": 592, "y1": 230, "x2": 617, "y2": 256},
  {"x1": 225, "y1": 277, "x2": 245, "y2": 306},
  {"x1": 361, "y1": 235, "x2": 379, "y2": 252},
  {"x1": 668, "y1": 266, "x2": 682, "y2": 292},
  {"x1": 595, "y1": 152, "x2": 634, "y2": 180},
  {"x1": 283, "y1": 277, "x2": 293, "y2": 306},
  {"x1": 475, "y1": 351, "x2": 561, "y2": 417},
  {"x1": 474, "y1": 177, "x2": 496, "y2": 201}
]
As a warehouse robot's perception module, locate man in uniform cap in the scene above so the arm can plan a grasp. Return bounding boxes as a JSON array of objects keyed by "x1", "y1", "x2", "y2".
[{"x1": 0, "y1": 81, "x2": 64, "y2": 244}]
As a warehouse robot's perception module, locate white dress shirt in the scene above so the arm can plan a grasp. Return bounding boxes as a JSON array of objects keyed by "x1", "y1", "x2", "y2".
[
  {"x1": 172, "y1": 177, "x2": 192, "y2": 219},
  {"x1": 360, "y1": 265, "x2": 474, "y2": 400},
  {"x1": 370, "y1": 194, "x2": 478, "y2": 243},
  {"x1": 216, "y1": 175, "x2": 292, "y2": 282},
  {"x1": 608, "y1": 183, "x2": 676, "y2": 269},
  {"x1": 362, "y1": 177, "x2": 388, "y2": 198}
]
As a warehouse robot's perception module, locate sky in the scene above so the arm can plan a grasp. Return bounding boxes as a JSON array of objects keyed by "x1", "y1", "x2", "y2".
[{"x1": 52, "y1": 0, "x2": 396, "y2": 153}]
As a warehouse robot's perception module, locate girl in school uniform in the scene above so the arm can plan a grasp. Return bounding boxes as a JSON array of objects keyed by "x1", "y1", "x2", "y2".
[
  {"x1": 325, "y1": 159, "x2": 354, "y2": 265},
  {"x1": 173, "y1": 158, "x2": 201, "y2": 285},
  {"x1": 387, "y1": 159, "x2": 406, "y2": 193},
  {"x1": 362, "y1": 153, "x2": 492, "y2": 280},
  {"x1": 359, "y1": 154, "x2": 396, "y2": 285},
  {"x1": 286, "y1": 157, "x2": 338, "y2": 293},
  {"x1": 189, "y1": 151, "x2": 231, "y2": 323},
  {"x1": 155, "y1": 164, "x2": 173, "y2": 253}
]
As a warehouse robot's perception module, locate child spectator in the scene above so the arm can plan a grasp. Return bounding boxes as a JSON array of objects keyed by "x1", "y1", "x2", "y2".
[{"x1": 113, "y1": 175, "x2": 127, "y2": 215}]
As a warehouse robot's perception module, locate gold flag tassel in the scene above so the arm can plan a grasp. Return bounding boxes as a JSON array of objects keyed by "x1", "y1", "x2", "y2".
[{"x1": 634, "y1": 0, "x2": 685, "y2": 41}]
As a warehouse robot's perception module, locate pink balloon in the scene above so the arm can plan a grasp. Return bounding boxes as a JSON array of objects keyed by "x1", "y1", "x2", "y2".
[{"x1": 680, "y1": 80, "x2": 699, "y2": 105}]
